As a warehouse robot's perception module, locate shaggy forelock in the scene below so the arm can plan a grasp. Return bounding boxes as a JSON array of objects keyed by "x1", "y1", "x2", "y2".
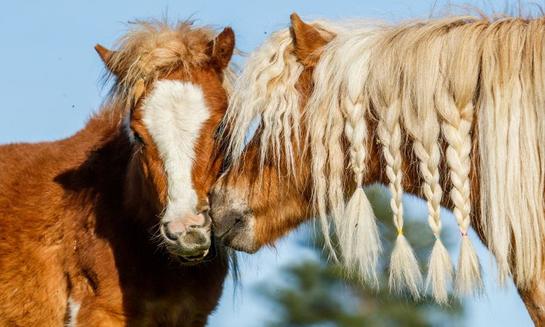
[{"x1": 102, "y1": 19, "x2": 235, "y2": 113}]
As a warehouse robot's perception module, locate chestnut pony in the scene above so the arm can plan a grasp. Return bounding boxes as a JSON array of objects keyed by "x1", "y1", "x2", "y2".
[
  {"x1": 0, "y1": 21, "x2": 234, "y2": 326},
  {"x1": 210, "y1": 14, "x2": 545, "y2": 324}
]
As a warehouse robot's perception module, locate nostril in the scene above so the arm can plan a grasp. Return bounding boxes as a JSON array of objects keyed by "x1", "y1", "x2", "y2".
[
  {"x1": 188, "y1": 221, "x2": 210, "y2": 230},
  {"x1": 221, "y1": 211, "x2": 246, "y2": 231},
  {"x1": 164, "y1": 227, "x2": 179, "y2": 242},
  {"x1": 162, "y1": 221, "x2": 186, "y2": 242}
]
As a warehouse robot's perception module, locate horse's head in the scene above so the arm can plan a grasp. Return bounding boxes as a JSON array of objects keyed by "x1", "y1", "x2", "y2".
[
  {"x1": 210, "y1": 14, "x2": 336, "y2": 253},
  {"x1": 97, "y1": 21, "x2": 235, "y2": 262}
]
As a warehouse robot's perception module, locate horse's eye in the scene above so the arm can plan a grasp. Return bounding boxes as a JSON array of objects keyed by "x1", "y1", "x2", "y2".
[{"x1": 133, "y1": 131, "x2": 145, "y2": 145}]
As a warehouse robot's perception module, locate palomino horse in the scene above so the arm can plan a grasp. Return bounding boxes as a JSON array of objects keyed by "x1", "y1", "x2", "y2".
[
  {"x1": 0, "y1": 21, "x2": 234, "y2": 326},
  {"x1": 210, "y1": 13, "x2": 545, "y2": 324}
]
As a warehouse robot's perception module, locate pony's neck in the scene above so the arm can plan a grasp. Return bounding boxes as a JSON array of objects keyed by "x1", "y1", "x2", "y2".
[{"x1": 63, "y1": 102, "x2": 160, "y2": 228}]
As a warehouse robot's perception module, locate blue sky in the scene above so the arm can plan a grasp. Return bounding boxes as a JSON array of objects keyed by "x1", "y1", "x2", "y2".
[{"x1": 0, "y1": 1, "x2": 534, "y2": 326}]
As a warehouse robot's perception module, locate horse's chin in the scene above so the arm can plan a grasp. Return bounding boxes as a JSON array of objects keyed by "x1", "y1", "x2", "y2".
[
  {"x1": 165, "y1": 234, "x2": 221, "y2": 266},
  {"x1": 174, "y1": 250, "x2": 210, "y2": 266},
  {"x1": 220, "y1": 229, "x2": 259, "y2": 254},
  {"x1": 164, "y1": 243, "x2": 209, "y2": 263}
]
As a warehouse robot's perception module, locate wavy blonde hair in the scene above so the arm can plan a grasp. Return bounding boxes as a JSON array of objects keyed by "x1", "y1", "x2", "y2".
[{"x1": 224, "y1": 14, "x2": 545, "y2": 301}]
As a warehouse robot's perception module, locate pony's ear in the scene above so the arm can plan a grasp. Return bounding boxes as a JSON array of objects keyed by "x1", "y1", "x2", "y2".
[
  {"x1": 208, "y1": 27, "x2": 235, "y2": 71},
  {"x1": 290, "y1": 13, "x2": 328, "y2": 66},
  {"x1": 95, "y1": 44, "x2": 119, "y2": 75}
]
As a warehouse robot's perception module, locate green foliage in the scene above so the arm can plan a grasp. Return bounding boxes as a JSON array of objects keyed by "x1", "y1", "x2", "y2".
[{"x1": 257, "y1": 185, "x2": 465, "y2": 327}]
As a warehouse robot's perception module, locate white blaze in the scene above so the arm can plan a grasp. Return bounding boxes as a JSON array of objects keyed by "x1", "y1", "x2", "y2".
[{"x1": 141, "y1": 80, "x2": 210, "y2": 223}]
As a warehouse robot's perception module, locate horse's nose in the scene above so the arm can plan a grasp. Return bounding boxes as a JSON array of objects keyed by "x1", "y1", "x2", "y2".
[
  {"x1": 164, "y1": 222, "x2": 182, "y2": 241},
  {"x1": 163, "y1": 213, "x2": 210, "y2": 241},
  {"x1": 208, "y1": 187, "x2": 251, "y2": 238},
  {"x1": 164, "y1": 214, "x2": 207, "y2": 236}
]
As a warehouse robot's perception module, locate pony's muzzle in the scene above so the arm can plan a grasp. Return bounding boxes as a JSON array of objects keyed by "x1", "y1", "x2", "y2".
[
  {"x1": 161, "y1": 213, "x2": 212, "y2": 261},
  {"x1": 208, "y1": 186, "x2": 258, "y2": 253}
]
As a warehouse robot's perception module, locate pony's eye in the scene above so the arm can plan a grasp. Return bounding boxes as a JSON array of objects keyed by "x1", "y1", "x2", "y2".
[
  {"x1": 133, "y1": 131, "x2": 145, "y2": 145},
  {"x1": 199, "y1": 205, "x2": 210, "y2": 214}
]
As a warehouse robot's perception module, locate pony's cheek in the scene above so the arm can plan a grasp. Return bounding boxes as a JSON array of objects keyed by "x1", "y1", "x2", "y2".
[
  {"x1": 190, "y1": 133, "x2": 224, "y2": 205},
  {"x1": 141, "y1": 154, "x2": 169, "y2": 208},
  {"x1": 190, "y1": 166, "x2": 212, "y2": 208}
]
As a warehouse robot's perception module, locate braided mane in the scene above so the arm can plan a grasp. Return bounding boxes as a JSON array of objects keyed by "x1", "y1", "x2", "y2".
[{"x1": 224, "y1": 14, "x2": 545, "y2": 300}]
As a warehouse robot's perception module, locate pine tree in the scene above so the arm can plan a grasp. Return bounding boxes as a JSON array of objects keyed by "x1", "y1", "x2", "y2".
[{"x1": 258, "y1": 185, "x2": 465, "y2": 327}]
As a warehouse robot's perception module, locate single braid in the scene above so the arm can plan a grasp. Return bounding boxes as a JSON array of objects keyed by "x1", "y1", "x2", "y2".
[
  {"x1": 377, "y1": 100, "x2": 422, "y2": 298},
  {"x1": 342, "y1": 97, "x2": 381, "y2": 285},
  {"x1": 344, "y1": 100, "x2": 367, "y2": 188},
  {"x1": 442, "y1": 106, "x2": 472, "y2": 235},
  {"x1": 411, "y1": 118, "x2": 453, "y2": 304},
  {"x1": 414, "y1": 138, "x2": 443, "y2": 239},
  {"x1": 439, "y1": 98, "x2": 482, "y2": 296},
  {"x1": 377, "y1": 103, "x2": 404, "y2": 233}
]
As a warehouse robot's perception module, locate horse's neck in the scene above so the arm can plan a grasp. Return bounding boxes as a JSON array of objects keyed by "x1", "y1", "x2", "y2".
[
  {"x1": 61, "y1": 105, "x2": 156, "y2": 222},
  {"x1": 58, "y1": 113, "x2": 126, "y2": 194}
]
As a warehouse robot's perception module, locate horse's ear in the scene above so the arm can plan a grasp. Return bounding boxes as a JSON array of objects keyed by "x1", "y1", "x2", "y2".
[
  {"x1": 290, "y1": 13, "x2": 328, "y2": 66},
  {"x1": 208, "y1": 27, "x2": 235, "y2": 71},
  {"x1": 95, "y1": 44, "x2": 119, "y2": 75}
]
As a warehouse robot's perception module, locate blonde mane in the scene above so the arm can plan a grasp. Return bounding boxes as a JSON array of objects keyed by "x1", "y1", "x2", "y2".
[
  {"x1": 224, "y1": 15, "x2": 545, "y2": 301},
  {"x1": 223, "y1": 21, "x2": 350, "y2": 172}
]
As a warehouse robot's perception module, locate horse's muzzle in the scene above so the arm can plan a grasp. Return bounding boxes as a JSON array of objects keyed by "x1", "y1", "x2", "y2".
[
  {"x1": 160, "y1": 213, "x2": 212, "y2": 261},
  {"x1": 208, "y1": 185, "x2": 258, "y2": 253}
]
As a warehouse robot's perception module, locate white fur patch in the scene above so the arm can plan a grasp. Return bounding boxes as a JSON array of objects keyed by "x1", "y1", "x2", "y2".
[
  {"x1": 141, "y1": 80, "x2": 210, "y2": 223},
  {"x1": 66, "y1": 297, "x2": 80, "y2": 327}
]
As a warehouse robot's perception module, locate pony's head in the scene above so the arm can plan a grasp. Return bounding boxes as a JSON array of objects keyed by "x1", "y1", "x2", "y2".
[
  {"x1": 210, "y1": 14, "x2": 339, "y2": 252},
  {"x1": 98, "y1": 21, "x2": 235, "y2": 262}
]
